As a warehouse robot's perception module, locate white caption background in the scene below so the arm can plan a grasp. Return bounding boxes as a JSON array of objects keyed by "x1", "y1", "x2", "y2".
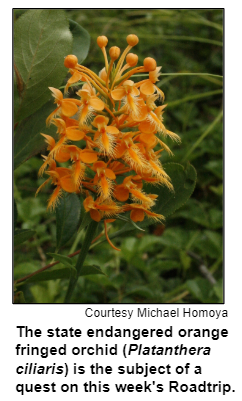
[{"x1": 4, "y1": 305, "x2": 241, "y2": 400}]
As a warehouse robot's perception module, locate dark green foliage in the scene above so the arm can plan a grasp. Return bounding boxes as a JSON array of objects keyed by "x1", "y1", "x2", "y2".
[
  {"x1": 56, "y1": 194, "x2": 81, "y2": 250},
  {"x1": 14, "y1": 10, "x2": 73, "y2": 122}
]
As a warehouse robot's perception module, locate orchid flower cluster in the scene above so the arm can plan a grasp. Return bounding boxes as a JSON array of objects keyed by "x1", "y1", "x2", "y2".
[{"x1": 37, "y1": 34, "x2": 180, "y2": 250}]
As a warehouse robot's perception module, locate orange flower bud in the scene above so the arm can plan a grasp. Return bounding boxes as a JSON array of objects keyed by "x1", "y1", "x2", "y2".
[
  {"x1": 109, "y1": 46, "x2": 121, "y2": 61},
  {"x1": 126, "y1": 34, "x2": 139, "y2": 47},
  {"x1": 97, "y1": 36, "x2": 108, "y2": 48},
  {"x1": 126, "y1": 53, "x2": 138, "y2": 67},
  {"x1": 64, "y1": 55, "x2": 78, "y2": 69},
  {"x1": 143, "y1": 57, "x2": 157, "y2": 71}
]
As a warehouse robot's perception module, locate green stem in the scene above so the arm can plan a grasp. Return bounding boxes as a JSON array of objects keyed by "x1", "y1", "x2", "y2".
[
  {"x1": 182, "y1": 109, "x2": 223, "y2": 162},
  {"x1": 135, "y1": 73, "x2": 223, "y2": 79},
  {"x1": 64, "y1": 220, "x2": 98, "y2": 303},
  {"x1": 168, "y1": 89, "x2": 223, "y2": 108}
]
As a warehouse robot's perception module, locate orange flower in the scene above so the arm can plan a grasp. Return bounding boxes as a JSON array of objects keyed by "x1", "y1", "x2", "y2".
[
  {"x1": 136, "y1": 67, "x2": 165, "y2": 100},
  {"x1": 60, "y1": 145, "x2": 98, "y2": 190},
  {"x1": 114, "y1": 176, "x2": 156, "y2": 206},
  {"x1": 83, "y1": 196, "x2": 121, "y2": 222},
  {"x1": 36, "y1": 161, "x2": 76, "y2": 210},
  {"x1": 47, "y1": 118, "x2": 86, "y2": 158},
  {"x1": 93, "y1": 161, "x2": 116, "y2": 199},
  {"x1": 92, "y1": 115, "x2": 119, "y2": 157},
  {"x1": 76, "y1": 83, "x2": 105, "y2": 124},
  {"x1": 39, "y1": 34, "x2": 180, "y2": 251},
  {"x1": 64, "y1": 69, "x2": 85, "y2": 93},
  {"x1": 115, "y1": 132, "x2": 148, "y2": 171},
  {"x1": 125, "y1": 202, "x2": 164, "y2": 223},
  {"x1": 46, "y1": 87, "x2": 81, "y2": 125},
  {"x1": 111, "y1": 80, "x2": 141, "y2": 117}
]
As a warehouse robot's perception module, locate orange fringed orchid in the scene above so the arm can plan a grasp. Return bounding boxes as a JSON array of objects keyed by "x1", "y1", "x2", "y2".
[
  {"x1": 38, "y1": 34, "x2": 180, "y2": 251},
  {"x1": 92, "y1": 115, "x2": 119, "y2": 157},
  {"x1": 36, "y1": 160, "x2": 77, "y2": 210},
  {"x1": 46, "y1": 88, "x2": 81, "y2": 125}
]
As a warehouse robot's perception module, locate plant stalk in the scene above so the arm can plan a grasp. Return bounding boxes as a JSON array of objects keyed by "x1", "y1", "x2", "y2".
[{"x1": 64, "y1": 220, "x2": 98, "y2": 303}]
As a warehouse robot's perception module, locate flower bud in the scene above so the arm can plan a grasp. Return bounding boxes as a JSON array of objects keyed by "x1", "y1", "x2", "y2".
[
  {"x1": 97, "y1": 36, "x2": 108, "y2": 48},
  {"x1": 64, "y1": 55, "x2": 78, "y2": 69},
  {"x1": 126, "y1": 34, "x2": 139, "y2": 47},
  {"x1": 109, "y1": 46, "x2": 121, "y2": 61},
  {"x1": 143, "y1": 57, "x2": 157, "y2": 71},
  {"x1": 126, "y1": 53, "x2": 138, "y2": 67}
]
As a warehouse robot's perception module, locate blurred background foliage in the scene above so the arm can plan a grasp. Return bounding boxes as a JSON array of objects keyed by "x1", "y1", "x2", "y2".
[{"x1": 14, "y1": 9, "x2": 223, "y2": 304}]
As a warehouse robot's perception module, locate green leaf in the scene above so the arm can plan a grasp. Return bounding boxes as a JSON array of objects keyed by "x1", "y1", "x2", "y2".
[
  {"x1": 205, "y1": 160, "x2": 223, "y2": 179},
  {"x1": 149, "y1": 259, "x2": 181, "y2": 272},
  {"x1": 14, "y1": 200, "x2": 18, "y2": 230},
  {"x1": 14, "y1": 100, "x2": 57, "y2": 169},
  {"x1": 69, "y1": 19, "x2": 90, "y2": 63},
  {"x1": 121, "y1": 238, "x2": 139, "y2": 262},
  {"x1": 25, "y1": 264, "x2": 104, "y2": 283},
  {"x1": 210, "y1": 184, "x2": 223, "y2": 196},
  {"x1": 47, "y1": 253, "x2": 74, "y2": 268},
  {"x1": 14, "y1": 229, "x2": 35, "y2": 246},
  {"x1": 151, "y1": 162, "x2": 197, "y2": 218},
  {"x1": 26, "y1": 266, "x2": 76, "y2": 283},
  {"x1": 14, "y1": 9, "x2": 72, "y2": 122},
  {"x1": 186, "y1": 278, "x2": 215, "y2": 303},
  {"x1": 79, "y1": 265, "x2": 105, "y2": 276},
  {"x1": 56, "y1": 193, "x2": 81, "y2": 250}
]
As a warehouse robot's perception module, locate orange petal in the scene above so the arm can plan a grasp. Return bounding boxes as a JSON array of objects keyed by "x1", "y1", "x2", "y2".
[
  {"x1": 128, "y1": 147, "x2": 143, "y2": 165},
  {"x1": 83, "y1": 196, "x2": 94, "y2": 211},
  {"x1": 41, "y1": 133, "x2": 55, "y2": 150},
  {"x1": 46, "y1": 106, "x2": 60, "y2": 126},
  {"x1": 132, "y1": 86, "x2": 140, "y2": 96},
  {"x1": 90, "y1": 209, "x2": 101, "y2": 222},
  {"x1": 60, "y1": 175, "x2": 76, "y2": 192},
  {"x1": 92, "y1": 115, "x2": 109, "y2": 128},
  {"x1": 55, "y1": 167, "x2": 72, "y2": 178},
  {"x1": 139, "y1": 120, "x2": 157, "y2": 134},
  {"x1": 89, "y1": 97, "x2": 105, "y2": 111},
  {"x1": 36, "y1": 177, "x2": 51, "y2": 196},
  {"x1": 105, "y1": 168, "x2": 116, "y2": 180},
  {"x1": 106, "y1": 126, "x2": 119, "y2": 134},
  {"x1": 64, "y1": 117, "x2": 79, "y2": 127},
  {"x1": 131, "y1": 105, "x2": 148, "y2": 122},
  {"x1": 66, "y1": 127, "x2": 85, "y2": 141},
  {"x1": 111, "y1": 88, "x2": 126, "y2": 100},
  {"x1": 114, "y1": 186, "x2": 129, "y2": 202},
  {"x1": 72, "y1": 160, "x2": 85, "y2": 188},
  {"x1": 101, "y1": 131, "x2": 110, "y2": 153},
  {"x1": 67, "y1": 71, "x2": 83, "y2": 85},
  {"x1": 61, "y1": 100, "x2": 78, "y2": 117},
  {"x1": 55, "y1": 147, "x2": 71, "y2": 163},
  {"x1": 79, "y1": 150, "x2": 98, "y2": 164},
  {"x1": 140, "y1": 80, "x2": 155, "y2": 95},
  {"x1": 138, "y1": 133, "x2": 157, "y2": 147},
  {"x1": 49, "y1": 87, "x2": 63, "y2": 101},
  {"x1": 52, "y1": 118, "x2": 66, "y2": 133},
  {"x1": 115, "y1": 142, "x2": 127, "y2": 158},
  {"x1": 130, "y1": 209, "x2": 145, "y2": 222},
  {"x1": 79, "y1": 104, "x2": 90, "y2": 124},
  {"x1": 93, "y1": 161, "x2": 107, "y2": 171},
  {"x1": 47, "y1": 186, "x2": 62, "y2": 210}
]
